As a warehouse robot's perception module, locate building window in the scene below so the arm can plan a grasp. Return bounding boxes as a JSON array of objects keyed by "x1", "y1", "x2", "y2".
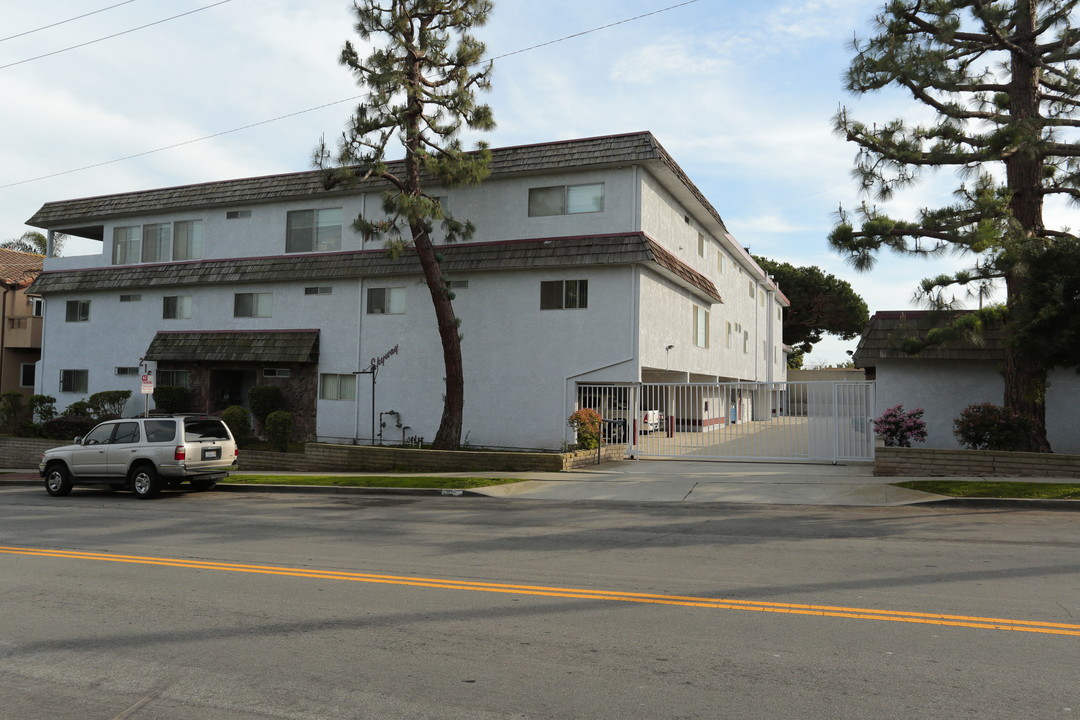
[
  {"x1": 227, "y1": 210, "x2": 252, "y2": 219},
  {"x1": 65, "y1": 300, "x2": 90, "y2": 322},
  {"x1": 367, "y1": 287, "x2": 405, "y2": 314},
  {"x1": 748, "y1": 280, "x2": 756, "y2": 299},
  {"x1": 141, "y1": 223, "x2": 172, "y2": 263},
  {"x1": 448, "y1": 280, "x2": 469, "y2": 289},
  {"x1": 528, "y1": 183, "x2": 604, "y2": 216},
  {"x1": 726, "y1": 321, "x2": 733, "y2": 348},
  {"x1": 20, "y1": 363, "x2": 35, "y2": 388},
  {"x1": 759, "y1": 288, "x2": 766, "y2": 306},
  {"x1": 697, "y1": 233, "x2": 705, "y2": 258},
  {"x1": 113, "y1": 226, "x2": 140, "y2": 264},
  {"x1": 234, "y1": 293, "x2": 272, "y2": 318},
  {"x1": 263, "y1": 368, "x2": 291, "y2": 378},
  {"x1": 717, "y1": 251, "x2": 725, "y2": 274},
  {"x1": 158, "y1": 369, "x2": 189, "y2": 388},
  {"x1": 119, "y1": 294, "x2": 141, "y2": 302},
  {"x1": 304, "y1": 286, "x2": 333, "y2": 295},
  {"x1": 540, "y1": 280, "x2": 588, "y2": 310},
  {"x1": 320, "y1": 373, "x2": 356, "y2": 401},
  {"x1": 743, "y1": 330, "x2": 750, "y2": 354},
  {"x1": 60, "y1": 369, "x2": 88, "y2": 393},
  {"x1": 286, "y1": 208, "x2": 342, "y2": 253},
  {"x1": 694, "y1": 306, "x2": 709, "y2": 348},
  {"x1": 173, "y1": 220, "x2": 204, "y2": 260},
  {"x1": 163, "y1": 295, "x2": 192, "y2": 319},
  {"x1": 115, "y1": 367, "x2": 139, "y2": 376}
]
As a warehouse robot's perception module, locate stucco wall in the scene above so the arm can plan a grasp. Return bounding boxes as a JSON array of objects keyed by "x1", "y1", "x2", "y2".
[{"x1": 872, "y1": 359, "x2": 1080, "y2": 454}]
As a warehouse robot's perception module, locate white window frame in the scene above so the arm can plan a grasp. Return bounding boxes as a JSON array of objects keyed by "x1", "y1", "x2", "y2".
[
  {"x1": 320, "y1": 373, "x2": 356, "y2": 401},
  {"x1": 528, "y1": 183, "x2": 604, "y2": 217},
  {"x1": 234, "y1": 292, "x2": 272, "y2": 318},
  {"x1": 693, "y1": 306, "x2": 709, "y2": 348},
  {"x1": 286, "y1": 208, "x2": 343, "y2": 253},
  {"x1": 366, "y1": 287, "x2": 406, "y2": 315},
  {"x1": 162, "y1": 295, "x2": 192, "y2": 320}
]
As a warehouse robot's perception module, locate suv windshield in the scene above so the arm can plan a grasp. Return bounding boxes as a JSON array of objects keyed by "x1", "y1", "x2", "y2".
[{"x1": 184, "y1": 419, "x2": 230, "y2": 441}]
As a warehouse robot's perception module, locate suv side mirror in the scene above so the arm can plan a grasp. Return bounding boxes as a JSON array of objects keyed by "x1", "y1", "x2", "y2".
[{"x1": 74, "y1": 436, "x2": 84, "y2": 445}]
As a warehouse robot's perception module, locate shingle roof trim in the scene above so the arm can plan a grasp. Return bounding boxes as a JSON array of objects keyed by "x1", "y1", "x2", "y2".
[
  {"x1": 28, "y1": 233, "x2": 722, "y2": 303},
  {"x1": 144, "y1": 330, "x2": 319, "y2": 363},
  {"x1": 852, "y1": 311, "x2": 1007, "y2": 364}
]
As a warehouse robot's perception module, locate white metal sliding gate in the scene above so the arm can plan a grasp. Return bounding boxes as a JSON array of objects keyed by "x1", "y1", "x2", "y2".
[{"x1": 577, "y1": 381, "x2": 875, "y2": 463}]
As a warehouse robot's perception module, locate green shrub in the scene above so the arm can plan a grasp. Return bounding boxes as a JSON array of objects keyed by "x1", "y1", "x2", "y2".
[
  {"x1": 249, "y1": 385, "x2": 286, "y2": 426},
  {"x1": 0, "y1": 392, "x2": 24, "y2": 433},
  {"x1": 567, "y1": 408, "x2": 603, "y2": 450},
  {"x1": 265, "y1": 410, "x2": 293, "y2": 452},
  {"x1": 41, "y1": 415, "x2": 98, "y2": 441},
  {"x1": 89, "y1": 390, "x2": 131, "y2": 419},
  {"x1": 221, "y1": 405, "x2": 252, "y2": 444},
  {"x1": 953, "y1": 403, "x2": 1034, "y2": 451},
  {"x1": 29, "y1": 394, "x2": 57, "y2": 422},
  {"x1": 64, "y1": 400, "x2": 93, "y2": 417},
  {"x1": 153, "y1": 386, "x2": 191, "y2": 414}
]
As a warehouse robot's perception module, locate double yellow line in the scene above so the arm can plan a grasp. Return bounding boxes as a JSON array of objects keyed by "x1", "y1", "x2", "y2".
[{"x1": 3, "y1": 545, "x2": 1078, "y2": 637}]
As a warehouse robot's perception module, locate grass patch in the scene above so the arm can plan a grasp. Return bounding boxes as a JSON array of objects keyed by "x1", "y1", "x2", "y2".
[
  {"x1": 896, "y1": 480, "x2": 1080, "y2": 500},
  {"x1": 225, "y1": 475, "x2": 526, "y2": 490}
]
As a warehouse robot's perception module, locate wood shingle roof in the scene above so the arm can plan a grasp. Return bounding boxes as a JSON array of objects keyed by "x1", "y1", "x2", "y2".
[
  {"x1": 26, "y1": 132, "x2": 730, "y2": 236},
  {"x1": 144, "y1": 330, "x2": 319, "y2": 363},
  {"x1": 28, "y1": 233, "x2": 723, "y2": 303},
  {"x1": 853, "y1": 311, "x2": 1007, "y2": 366}
]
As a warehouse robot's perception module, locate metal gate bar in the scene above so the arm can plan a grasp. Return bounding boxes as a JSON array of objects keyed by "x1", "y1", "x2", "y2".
[{"x1": 576, "y1": 381, "x2": 874, "y2": 463}]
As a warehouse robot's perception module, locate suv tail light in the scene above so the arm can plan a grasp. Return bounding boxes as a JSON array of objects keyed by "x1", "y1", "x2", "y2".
[{"x1": 174, "y1": 446, "x2": 186, "y2": 461}]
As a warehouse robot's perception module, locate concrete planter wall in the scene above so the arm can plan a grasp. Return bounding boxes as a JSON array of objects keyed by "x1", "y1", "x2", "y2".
[
  {"x1": 2, "y1": 436, "x2": 625, "y2": 473},
  {"x1": 876, "y1": 446, "x2": 1080, "y2": 478}
]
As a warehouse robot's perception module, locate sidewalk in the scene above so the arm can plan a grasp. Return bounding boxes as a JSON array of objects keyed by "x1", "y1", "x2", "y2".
[{"x1": 8, "y1": 459, "x2": 1078, "y2": 507}]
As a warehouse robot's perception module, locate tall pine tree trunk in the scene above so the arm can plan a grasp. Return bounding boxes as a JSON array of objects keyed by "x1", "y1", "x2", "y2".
[{"x1": 1002, "y1": 0, "x2": 1051, "y2": 452}]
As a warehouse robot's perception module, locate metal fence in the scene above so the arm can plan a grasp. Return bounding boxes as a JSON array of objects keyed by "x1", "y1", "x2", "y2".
[{"x1": 576, "y1": 381, "x2": 875, "y2": 463}]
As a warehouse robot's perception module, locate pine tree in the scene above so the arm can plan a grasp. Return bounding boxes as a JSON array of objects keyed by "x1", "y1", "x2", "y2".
[
  {"x1": 829, "y1": 0, "x2": 1080, "y2": 452},
  {"x1": 317, "y1": 0, "x2": 495, "y2": 450}
]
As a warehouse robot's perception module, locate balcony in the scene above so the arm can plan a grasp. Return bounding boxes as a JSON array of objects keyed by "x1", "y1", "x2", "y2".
[{"x1": 4, "y1": 315, "x2": 42, "y2": 349}]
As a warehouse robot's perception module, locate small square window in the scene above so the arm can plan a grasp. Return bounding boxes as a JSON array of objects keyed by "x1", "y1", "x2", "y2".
[
  {"x1": 65, "y1": 300, "x2": 90, "y2": 322},
  {"x1": 263, "y1": 368, "x2": 291, "y2": 378},
  {"x1": 367, "y1": 287, "x2": 405, "y2": 314},
  {"x1": 115, "y1": 367, "x2": 139, "y2": 376},
  {"x1": 163, "y1": 295, "x2": 192, "y2": 319},
  {"x1": 119, "y1": 294, "x2": 141, "y2": 302},
  {"x1": 30, "y1": 298, "x2": 43, "y2": 316},
  {"x1": 60, "y1": 369, "x2": 88, "y2": 393},
  {"x1": 540, "y1": 280, "x2": 588, "y2": 310},
  {"x1": 304, "y1": 286, "x2": 333, "y2": 295},
  {"x1": 234, "y1": 293, "x2": 272, "y2": 318},
  {"x1": 227, "y1": 210, "x2": 252, "y2": 219}
]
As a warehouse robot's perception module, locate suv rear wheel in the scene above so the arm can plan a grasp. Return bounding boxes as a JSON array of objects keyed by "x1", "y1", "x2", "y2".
[
  {"x1": 130, "y1": 464, "x2": 161, "y2": 499},
  {"x1": 44, "y1": 464, "x2": 73, "y2": 497}
]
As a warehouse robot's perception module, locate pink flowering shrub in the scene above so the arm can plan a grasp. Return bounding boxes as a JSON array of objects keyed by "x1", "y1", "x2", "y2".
[
  {"x1": 567, "y1": 408, "x2": 603, "y2": 450},
  {"x1": 873, "y1": 405, "x2": 927, "y2": 447}
]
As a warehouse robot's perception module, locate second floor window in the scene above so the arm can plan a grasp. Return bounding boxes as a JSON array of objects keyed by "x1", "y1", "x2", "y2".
[
  {"x1": 65, "y1": 300, "x2": 90, "y2": 322},
  {"x1": 528, "y1": 183, "x2": 604, "y2": 217},
  {"x1": 234, "y1": 292, "x2": 272, "y2": 318},
  {"x1": 540, "y1": 280, "x2": 588, "y2": 310},
  {"x1": 112, "y1": 220, "x2": 203, "y2": 264},
  {"x1": 367, "y1": 287, "x2": 405, "y2": 314},
  {"x1": 694, "y1": 306, "x2": 709, "y2": 348},
  {"x1": 286, "y1": 208, "x2": 342, "y2": 253},
  {"x1": 163, "y1": 295, "x2": 192, "y2": 319}
]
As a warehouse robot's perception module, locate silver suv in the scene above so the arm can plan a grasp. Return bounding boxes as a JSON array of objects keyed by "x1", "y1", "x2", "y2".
[{"x1": 40, "y1": 415, "x2": 238, "y2": 499}]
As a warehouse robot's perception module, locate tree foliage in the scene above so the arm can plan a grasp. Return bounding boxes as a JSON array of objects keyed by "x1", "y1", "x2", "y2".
[
  {"x1": 317, "y1": 0, "x2": 495, "y2": 450},
  {"x1": 1, "y1": 230, "x2": 65, "y2": 256},
  {"x1": 829, "y1": 0, "x2": 1080, "y2": 452},
  {"x1": 754, "y1": 256, "x2": 868, "y2": 365}
]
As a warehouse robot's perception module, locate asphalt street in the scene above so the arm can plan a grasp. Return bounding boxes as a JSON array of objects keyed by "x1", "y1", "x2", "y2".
[{"x1": 1, "y1": 485, "x2": 1078, "y2": 719}]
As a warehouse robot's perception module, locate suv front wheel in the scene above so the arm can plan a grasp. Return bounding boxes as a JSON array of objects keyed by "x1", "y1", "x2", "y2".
[
  {"x1": 130, "y1": 464, "x2": 161, "y2": 499},
  {"x1": 44, "y1": 464, "x2": 73, "y2": 497}
]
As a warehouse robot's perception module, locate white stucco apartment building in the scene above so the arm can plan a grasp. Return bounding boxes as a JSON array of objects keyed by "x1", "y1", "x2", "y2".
[{"x1": 27, "y1": 132, "x2": 788, "y2": 449}]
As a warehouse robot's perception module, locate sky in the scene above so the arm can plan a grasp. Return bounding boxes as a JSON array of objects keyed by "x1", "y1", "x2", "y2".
[{"x1": 2, "y1": 0, "x2": 1077, "y2": 365}]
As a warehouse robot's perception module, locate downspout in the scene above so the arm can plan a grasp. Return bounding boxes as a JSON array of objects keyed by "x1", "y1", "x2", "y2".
[{"x1": 0, "y1": 283, "x2": 8, "y2": 393}]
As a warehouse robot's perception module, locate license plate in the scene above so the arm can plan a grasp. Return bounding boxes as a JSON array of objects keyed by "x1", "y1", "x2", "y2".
[{"x1": 202, "y1": 447, "x2": 221, "y2": 460}]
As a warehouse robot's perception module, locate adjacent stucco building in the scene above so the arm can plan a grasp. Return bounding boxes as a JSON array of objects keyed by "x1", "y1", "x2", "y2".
[
  {"x1": 0, "y1": 248, "x2": 44, "y2": 400},
  {"x1": 853, "y1": 311, "x2": 1080, "y2": 454},
  {"x1": 27, "y1": 132, "x2": 788, "y2": 449}
]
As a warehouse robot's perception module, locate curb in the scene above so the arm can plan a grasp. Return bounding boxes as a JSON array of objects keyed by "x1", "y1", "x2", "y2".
[
  {"x1": 920, "y1": 497, "x2": 1080, "y2": 511},
  {"x1": 214, "y1": 483, "x2": 489, "y2": 498}
]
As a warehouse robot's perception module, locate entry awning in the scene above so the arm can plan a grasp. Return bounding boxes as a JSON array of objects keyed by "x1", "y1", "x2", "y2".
[{"x1": 144, "y1": 330, "x2": 319, "y2": 364}]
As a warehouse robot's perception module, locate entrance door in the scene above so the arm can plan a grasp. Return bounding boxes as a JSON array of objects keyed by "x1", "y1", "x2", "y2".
[{"x1": 209, "y1": 370, "x2": 254, "y2": 411}]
